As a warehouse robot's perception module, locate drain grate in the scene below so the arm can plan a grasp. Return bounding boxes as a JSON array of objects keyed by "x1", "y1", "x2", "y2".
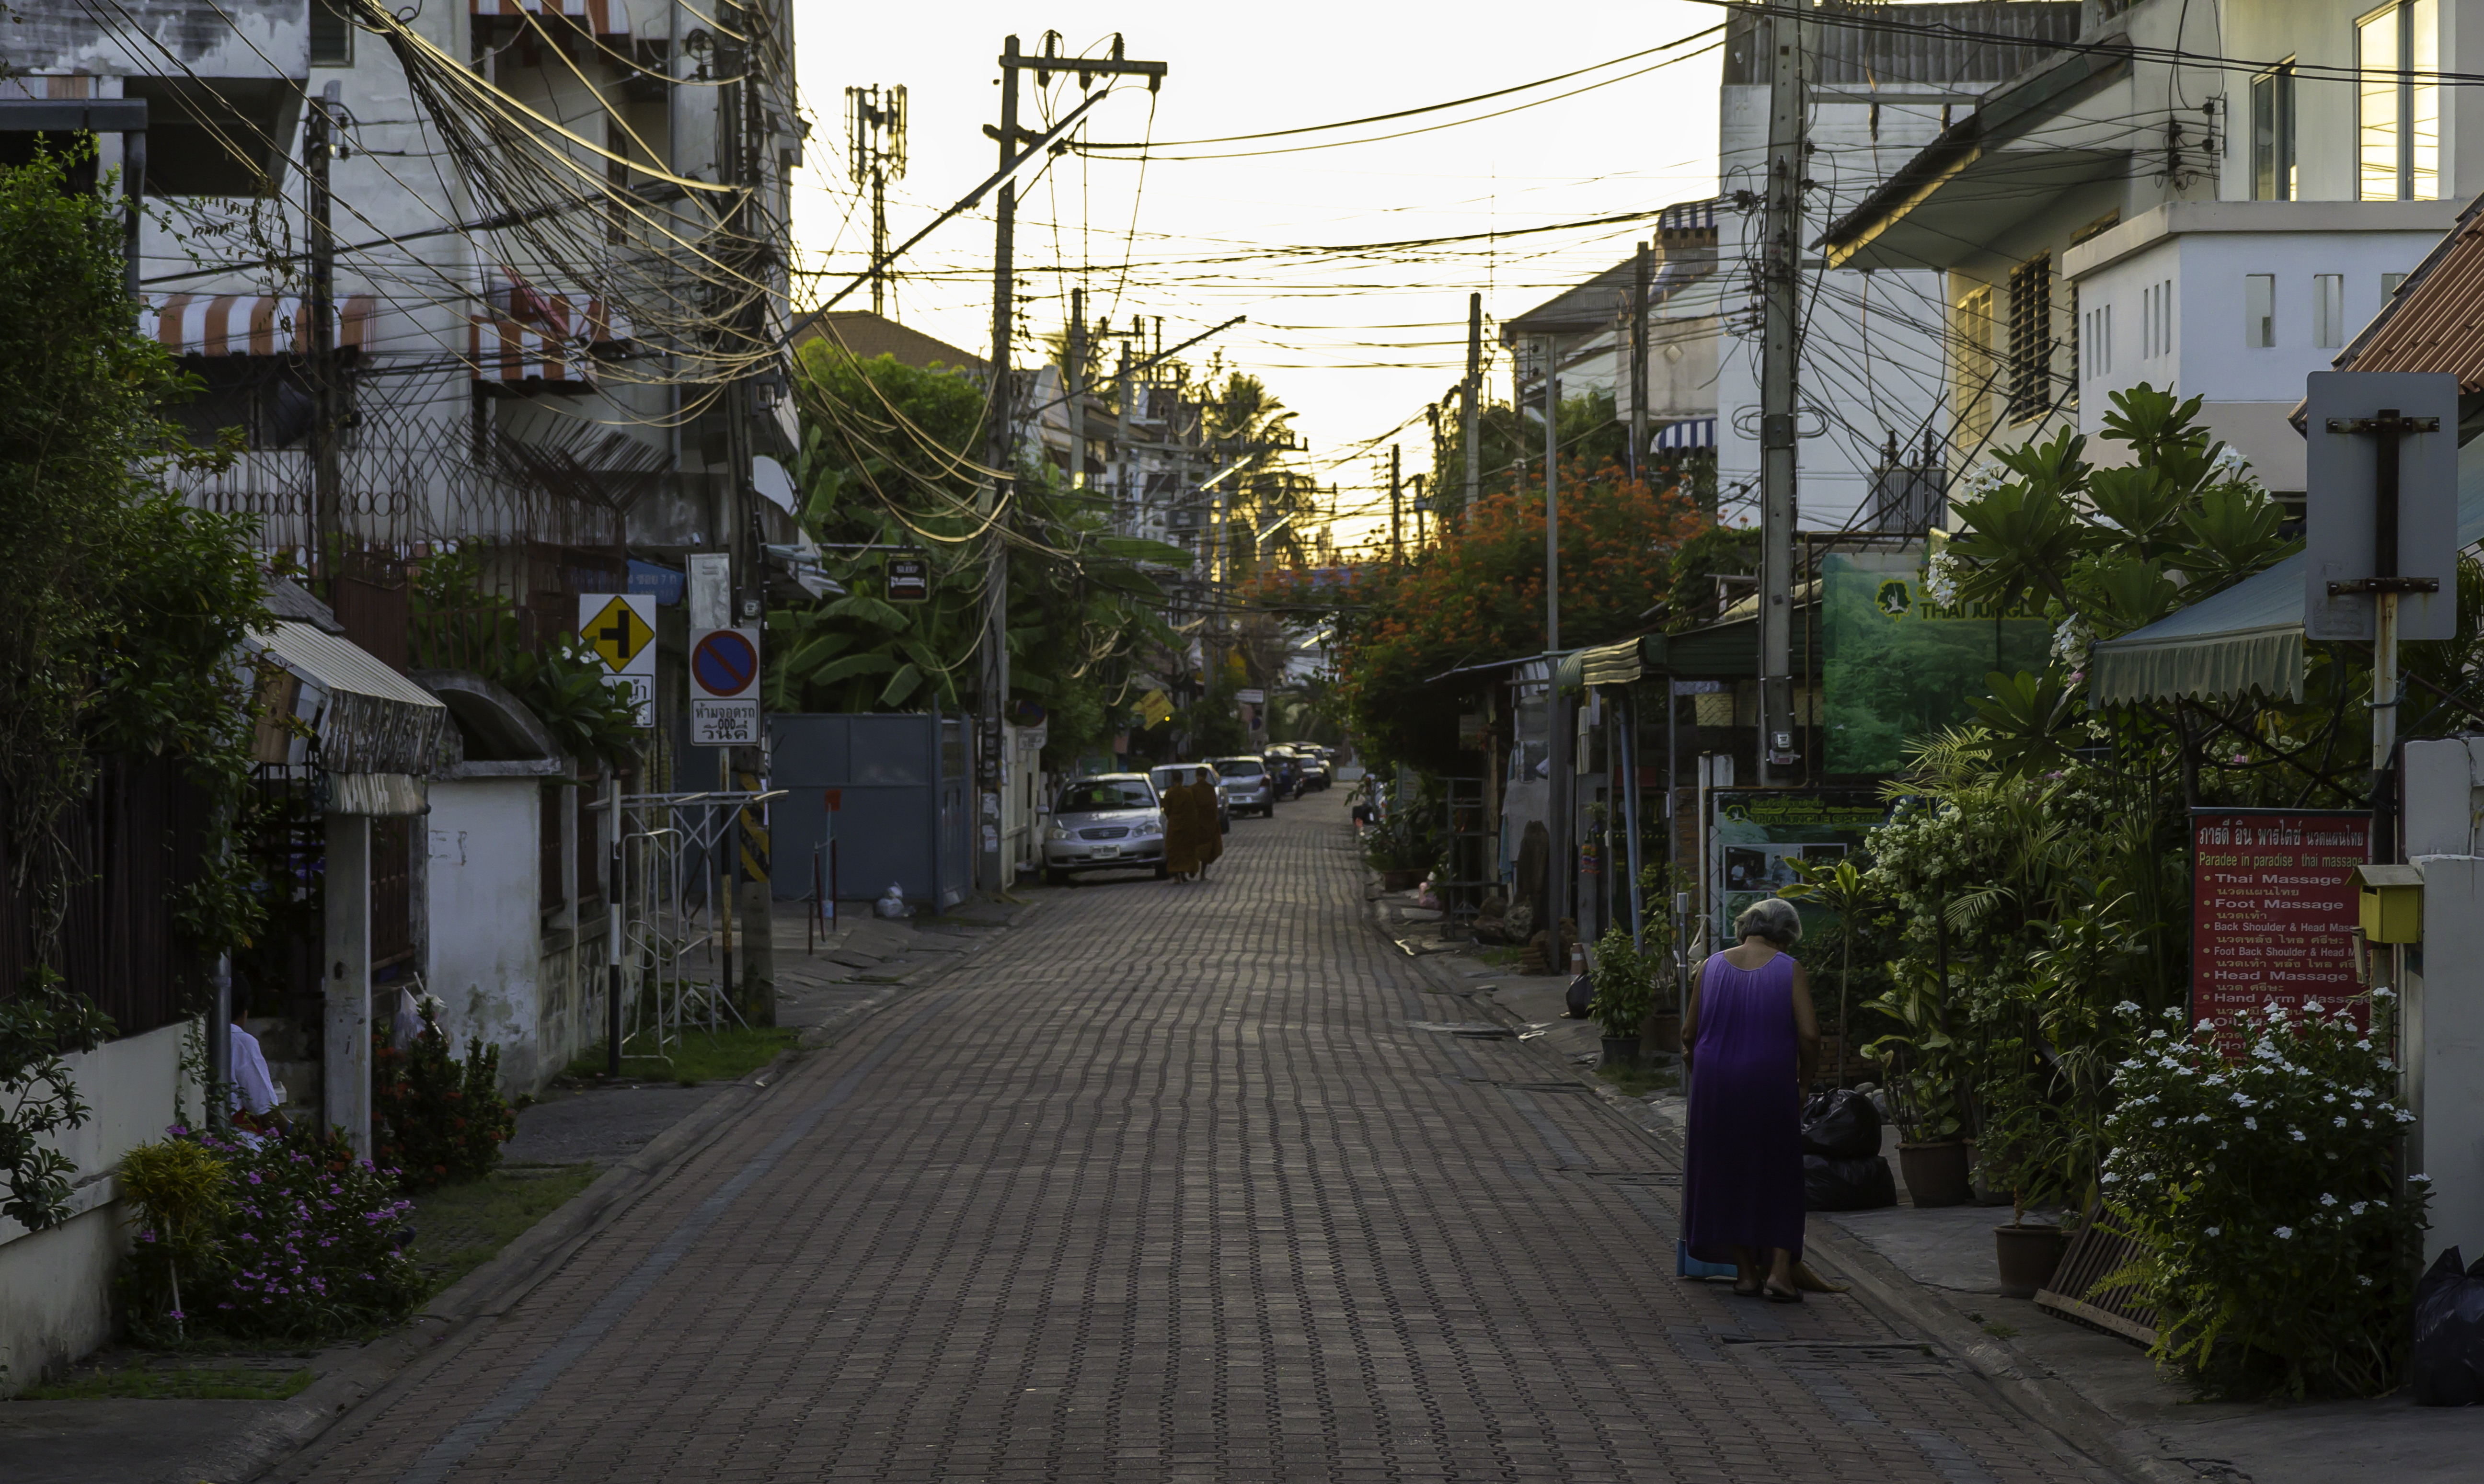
[
  {"x1": 1405, "y1": 1021, "x2": 1515, "y2": 1038},
  {"x1": 1735, "y1": 1341, "x2": 1953, "y2": 1375},
  {"x1": 1587, "y1": 1170, "x2": 1682, "y2": 1187}
]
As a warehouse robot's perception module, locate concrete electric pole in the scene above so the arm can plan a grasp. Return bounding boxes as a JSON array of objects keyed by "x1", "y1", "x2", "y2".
[
  {"x1": 980, "y1": 34, "x2": 1165, "y2": 897},
  {"x1": 1630, "y1": 241, "x2": 1650, "y2": 485},
  {"x1": 1464, "y1": 292, "x2": 1482, "y2": 513},
  {"x1": 1757, "y1": 0, "x2": 1810, "y2": 786}
]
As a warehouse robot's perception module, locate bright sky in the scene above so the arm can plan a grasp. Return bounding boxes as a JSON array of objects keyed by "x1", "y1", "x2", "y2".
[{"x1": 788, "y1": 0, "x2": 1725, "y2": 540}]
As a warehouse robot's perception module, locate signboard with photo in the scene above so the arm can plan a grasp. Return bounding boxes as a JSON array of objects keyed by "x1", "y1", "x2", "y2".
[
  {"x1": 1820, "y1": 550, "x2": 2051, "y2": 774},
  {"x1": 1707, "y1": 789, "x2": 1889, "y2": 946}
]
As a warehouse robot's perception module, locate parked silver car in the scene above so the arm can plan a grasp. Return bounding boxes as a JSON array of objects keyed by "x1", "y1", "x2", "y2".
[
  {"x1": 1210, "y1": 755, "x2": 1276, "y2": 818},
  {"x1": 1042, "y1": 774, "x2": 1167, "y2": 885},
  {"x1": 1149, "y1": 764, "x2": 1231, "y2": 832}
]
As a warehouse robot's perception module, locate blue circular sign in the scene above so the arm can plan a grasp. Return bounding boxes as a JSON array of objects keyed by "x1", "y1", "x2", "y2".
[{"x1": 692, "y1": 630, "x2": 758, "y2": 696}]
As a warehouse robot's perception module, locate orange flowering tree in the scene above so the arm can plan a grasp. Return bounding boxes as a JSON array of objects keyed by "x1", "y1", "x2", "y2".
[{"x1": 1268, "y1": 460, "x2": 1706, "y2": 771}]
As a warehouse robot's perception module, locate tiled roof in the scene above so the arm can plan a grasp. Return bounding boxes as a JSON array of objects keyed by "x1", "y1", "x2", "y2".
[
  {"x1": 2335, "y1": 192, "x2": 2484, "y2": 393},
  {"x1": 792, "y1": 311, "x2": 986, "y2": 374}
]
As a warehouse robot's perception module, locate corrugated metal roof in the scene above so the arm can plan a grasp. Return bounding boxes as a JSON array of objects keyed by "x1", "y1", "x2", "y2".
[
  {"x1": 2334, "y1": 191, "x2": 2484, "y2": 393},
  {"x1": 252, "y1": 622, "x2": 446, "y2": 779},
  {"x1": 1725, "y1": 1, "x2": 2085, "y2": 88}
]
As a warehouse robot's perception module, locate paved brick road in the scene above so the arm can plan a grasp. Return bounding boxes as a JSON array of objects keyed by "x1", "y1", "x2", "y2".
[{"x1": 277, "y1": 795, "x2": 2117, "y2": 1484}]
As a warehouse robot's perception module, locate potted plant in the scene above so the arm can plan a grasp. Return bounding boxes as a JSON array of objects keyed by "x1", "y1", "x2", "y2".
[
  {"x1": 1363, "y1": 791, "x2": 1438, "y2": 891},
  {"x1": 1588, "y1": 926, "x2": 1654, "y2": 1070},
  {"x1": 1863, "y1": 962, "x2": 1972, "y2": 1206},
  {"x1": 1634, "y1": 862, "x2": 1692, "y2": 1054},
  {"x1": 1777, "y1": 856, "x2": 1880, "y2": 1087},
  {"x1": 1977, "y1": 1056, "x2": 2070, "y2": 1296}
]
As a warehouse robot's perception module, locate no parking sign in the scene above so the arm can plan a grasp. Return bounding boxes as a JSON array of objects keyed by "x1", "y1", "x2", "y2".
[{"x1": 690, "y1": 627, "x2": 761, "y2": 745}]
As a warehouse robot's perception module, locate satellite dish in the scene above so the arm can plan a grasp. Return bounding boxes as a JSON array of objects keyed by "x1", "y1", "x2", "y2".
[{"x1": 751, "y1": 455, "x2": 798, "y2": 513}]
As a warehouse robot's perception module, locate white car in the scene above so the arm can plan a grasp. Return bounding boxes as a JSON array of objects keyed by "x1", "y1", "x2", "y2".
[
  {"x1": 1042, "y1": 775, "x2": 1167, "y2": 884},
  {"x1": 1210, "y1": 756, "x2": 1275, "y2": 818},
  {"x1": 1150, "y1": 764, "x2": 1231, "y2": 833}
]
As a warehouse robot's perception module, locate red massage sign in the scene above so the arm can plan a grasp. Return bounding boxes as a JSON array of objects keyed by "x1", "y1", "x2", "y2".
[{"x1": 2191, "y1": 808, "x2": 2371, "y2": 1049}]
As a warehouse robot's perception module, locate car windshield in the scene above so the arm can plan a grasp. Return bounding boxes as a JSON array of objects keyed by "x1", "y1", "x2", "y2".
[
  {"x1": 1215, "y1": 760, "x2": 1264, "y2": 778},
  {"x1": 1150, "y1": 768, "x2": 1204, "y2": 788},
  {"x1": 1056, "y1": 779, "x2": 1155, "y2": 812}
]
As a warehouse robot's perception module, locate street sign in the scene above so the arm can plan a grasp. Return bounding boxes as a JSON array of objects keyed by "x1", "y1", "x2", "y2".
[
  {"x1": 2305, "y1": 371, "x2": 2457, "y2": 642},
  {"x1": 576, "y1": 593, "x2": 656, "y2": 726},
  {"x1": 886, "y1": 556, "x2": 930, "y2": 602},
  {"x1": 690, "y1": 626, "x2": 761, "y2": 746},
  {"x1": 1236, "y1": 687, "x2": 1265, "y2": 705}
]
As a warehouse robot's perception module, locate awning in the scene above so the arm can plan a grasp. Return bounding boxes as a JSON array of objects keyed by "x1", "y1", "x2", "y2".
[
  {"x1": 248, "y1": 621, "x2": 447, "y2": 816},
  {"x1": 2090, "y1": 438, "x2": 2484, "y2": 705},
  {"x1": 1568, "y1": 634, "x2": 1671, "y2": 688},
  {"x1": 468, "y1": 287, "x2": 626, "y2": 386},
  {"x1": 471, "y1": 0, "x2": 630, "y2": 37},
  {"x1": 143, "y1": 294, "x2": 378, "y2": 356},
  {"x1": 1653, "y1": 417, "x2": 1715, "y2": 451}
]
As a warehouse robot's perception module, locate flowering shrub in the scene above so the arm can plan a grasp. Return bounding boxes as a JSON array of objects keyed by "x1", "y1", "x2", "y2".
[
  {"x1": 2099, "y1": 999, "x2": 2425, "y2": 1399},
  {"x1": 373, "y1": 999, "x2": 514, "y2": 1193},
  {"x1": 122, "y1": 1124, "x2": 424, "y2": 1343}
]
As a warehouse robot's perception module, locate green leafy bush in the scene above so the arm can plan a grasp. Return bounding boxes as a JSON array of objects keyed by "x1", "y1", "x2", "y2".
[
  {"x1": 374, "y1": 1001, "x2": 515, "y2": 1193},
  {"x1": 1587, "y1": 927, "x2": 1653, "y2": 1041},
  {"x1": 121, "y1": 1124, "x2": 423, "y2": 1343},
  {"x1": 2099, "y1": 998, "x2": 2424, "y2": 1399}
]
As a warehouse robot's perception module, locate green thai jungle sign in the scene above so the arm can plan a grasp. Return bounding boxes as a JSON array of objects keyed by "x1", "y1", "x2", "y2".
[{"x1": 1820, "y1": 550, "x2": 2052, "y2": 773}]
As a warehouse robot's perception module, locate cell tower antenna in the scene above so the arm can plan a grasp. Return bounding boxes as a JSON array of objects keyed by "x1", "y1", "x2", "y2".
[{"x1": 845, "y1": 83, "x2": 908, "y2": 316}]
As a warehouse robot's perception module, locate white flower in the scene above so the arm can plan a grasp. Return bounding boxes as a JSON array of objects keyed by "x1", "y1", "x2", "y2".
[
  {"x1": 2355, "y1": 1040, "x2": 2373, "y2": 1051},
  {"x1": 2305, "y1": 998, "x2": 2323, "y2": 1013},
  {"x1": 2357, "y1": 1274, "x2": 2375, "y2": 1286},
  {"x1": 2151, "y1": 1118, "x2": 2166, "y2": 1129},
  {"x1": 2322, "y1": 1093, "x2": 2336, "y2": 1104},
  {"x1": 2396, "y1": 1108, "x2": 2416, "y2": 1124},
  {"x1": 2412, "y1": 1173, "x2": 2434, "y2": 1184},
  {"x1": 2320, "y1": 1193, "x2": 2339, "y2": 1207},
  {"x1": 2205, "y1": 1226, "x2": 2222, "y2": 1237},
  {"x1": 2275, "y1": 1226, "x2": 2294, "y2": 1239},
  {"x1": 2233, "y1": 1093, "x2": 2255, "y2": 1107},
  {"x1": 2114, "y1": 999, "x2": 2143, "y2": 1017},
  {"x1": 2291, "y1": 1129, "x2": 2308, "y2": 1142},
  {"x1": 2350, "y1": 1201, "x2": 2369, "y2": 1216},
  {"x1": 2243, "y1": 1117, "x2": 2258, "y2": 1130},
  {"x1": 2380, "y1": 1058, "x2": 2398, "y2": 1072},
  {"x1": 2334, "y1": 1116, "x2": 2348, "y2": 1128},
  {"x1": 2373, "y1": 986, "x2": 2396, "y2": 1000}
]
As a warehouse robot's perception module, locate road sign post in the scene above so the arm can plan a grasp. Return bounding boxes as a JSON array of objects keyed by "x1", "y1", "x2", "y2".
[
  {"x1": 578, "y1": 593, "x2": 658, "y2": 726},
  {"x1": 2306, "y1": 371, "x2": 2458, "y2": 865},
  {"x1": 690, "y1": 627, "x2": 762, "y2": 746}
]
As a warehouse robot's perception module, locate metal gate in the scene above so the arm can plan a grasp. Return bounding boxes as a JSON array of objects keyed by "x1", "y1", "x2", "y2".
[
  {"x1": 614, "y1": 789, "x2": 779, "y2": 1061},
  {"x1": 768, "y1": 712, "x2": 971, "y2": 911}
]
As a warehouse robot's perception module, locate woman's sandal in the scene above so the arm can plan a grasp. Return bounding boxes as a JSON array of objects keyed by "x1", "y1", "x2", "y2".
[
  {"x1": 1763, "y1": 1281, "x2": 1803, "y2": 1303},
  {"x1": 1730, "y1": 1279, "x2": 1764, "y2": 1298}
]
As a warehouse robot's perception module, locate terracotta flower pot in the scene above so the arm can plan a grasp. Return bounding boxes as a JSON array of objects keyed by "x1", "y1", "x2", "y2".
[
  {"x1": 1898, "y1": 1141, "x2": 1974, "y2": 1208},
  {"x1": 1994, "y1": 1221, "x2": 2069, "y2": 1298}
]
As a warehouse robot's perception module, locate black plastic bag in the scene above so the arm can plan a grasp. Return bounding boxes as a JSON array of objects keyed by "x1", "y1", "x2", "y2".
[
  {"x1": 1565, "y1": 974, "x2": 1594, "y2": 1019},
  {"x1": 1804, "y1": 1154, "x2": 1897, "y2": 1211},
  {"x1": 1801, "y1": 1088, "x2": 1882, "y2": 1160},
  {"x1": 2414, "y1": 1244, "x2": 2484, "y2": 1406}
]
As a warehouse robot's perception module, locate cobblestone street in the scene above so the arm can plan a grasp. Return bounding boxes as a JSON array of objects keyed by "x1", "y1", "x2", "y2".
[{"x1": 276, "y1": 794, "x2": 2119, "y2": 1484}]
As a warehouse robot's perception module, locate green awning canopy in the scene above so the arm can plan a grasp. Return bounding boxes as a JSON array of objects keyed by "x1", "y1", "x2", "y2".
[{"x1": 2089, "y1": 439, "x2": 2484, "y2": 705}]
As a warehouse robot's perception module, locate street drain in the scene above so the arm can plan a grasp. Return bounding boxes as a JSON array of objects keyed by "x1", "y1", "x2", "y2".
[
  {"x1": 1587, "y1": 1170, "x2": 1682, "y2": 1187},
  {"x1": 1731, "y1": 1341, "x2": 1953, "y2": 1374},
  {"x1": 1405, "y1": 1021, "x2": 1517, "y2": 1039}
]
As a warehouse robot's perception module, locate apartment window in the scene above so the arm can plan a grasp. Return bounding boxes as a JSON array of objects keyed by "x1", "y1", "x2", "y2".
[
  {"x1": 2065, "y1": 285, "x2": 2079, "y2": 408},
  {"x1": 2245, "y1": 275, "x2": 2276, "y2": 347},
  {"x1": 2084, "y1": 303, "x2": 2113, "y2": 379},
  {"x1": 2314, "y1": 274, "x2": 2346, "y2": 349},
  {"x1": 2384, "y1": 271, "x2": 2409, "y2": 300},
  {"x1": 2142, "y1": 278, "x2": 2174, "y2": 359},
  {"x1": 2253, "y1": 62, "x2": 2297, "y2": 200},
  {"x1": 1955, "y1": 286, "x2": 1994, "y2": 444},
  {"x1": 2359, "y1": 0, "x2": 2439, "y2": 201},
  {"x1": 2006, "y1": 253, "x2": 2053, "y2": 422},
  {"x1": 310, "y1": 0, "x2": 353, "y2": 66}
]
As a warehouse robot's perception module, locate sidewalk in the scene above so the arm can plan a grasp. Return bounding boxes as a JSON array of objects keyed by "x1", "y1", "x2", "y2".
[
  {"x1": 1383, "y1": 880, "x2": 2484, "y2": 1484},
  {"x1": 0, "y1": 892, "x2": 1037, "y2": 1484}
]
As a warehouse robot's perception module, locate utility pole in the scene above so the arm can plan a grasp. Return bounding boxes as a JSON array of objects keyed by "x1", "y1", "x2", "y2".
[
  {"x1": 1630, "y1": 241, "x2": 1650, "y2": 484},
  {"x1": 1463, "y1": 292, "x2": 1482, "y2": 514},
  {"x1": 980, "y1": 34, "x2": 1166, "y2": 900},
  {"x1": 719, "y1": 8, "x2": 774, "y2": 1019},
  {"x1": 1544, "y1": 331, "x2": 1568, "y2": 944},
  {"x1": 1067, "y1": 286, "x2": 1084, "y2": 491},
  {"x1": 1412, "y1": 474, "x2": 1428, "y2": 548},
  {"x1": 307, "y1": 82, "x2": 340, "y2": 581},
  {"x1": 1758, "y1": 0, "x2": 1811, "y2": 786},
  {"x1": 845, "y1": 84, "x2": 908, "y2": 318},
  {"x1": 1389, "y1": 443, "x2": 1403, "y2": 562}
]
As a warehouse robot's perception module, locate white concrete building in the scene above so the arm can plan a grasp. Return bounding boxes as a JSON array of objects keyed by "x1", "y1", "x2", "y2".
[
  {"x1": 1717, "y1": 0, "x2": 2085, "y2": 531},
  {"x1": 1823, "y1": 0, "x2": 2479, "y2": 502}
]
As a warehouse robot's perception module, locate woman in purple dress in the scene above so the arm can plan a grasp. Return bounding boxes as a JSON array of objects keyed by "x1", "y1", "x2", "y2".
[{"x1": 1681, "y1": 896, "x2": 1821, "y2": 1301}]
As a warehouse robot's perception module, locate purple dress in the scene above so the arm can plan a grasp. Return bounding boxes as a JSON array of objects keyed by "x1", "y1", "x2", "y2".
[{"x1": 1681, "y1": 951, "x2": 1805, "y2": 1264}]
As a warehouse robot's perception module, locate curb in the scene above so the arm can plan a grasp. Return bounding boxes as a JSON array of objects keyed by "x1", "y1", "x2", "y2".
[{"x1": 195, "y1": 911, "x2": 1030, "y2": 1484}]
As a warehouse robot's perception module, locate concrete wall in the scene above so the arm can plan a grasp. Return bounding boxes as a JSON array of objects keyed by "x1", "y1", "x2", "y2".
[
  {"x1": 0, "y1": 1021, "x2": 195, "y2": 1395},
  {"x1": 426, "y1": 775, "x2": 548, "y2": 1090}
]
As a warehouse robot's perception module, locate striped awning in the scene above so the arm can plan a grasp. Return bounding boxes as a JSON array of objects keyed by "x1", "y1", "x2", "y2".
[
  {"x1": 1653, "y1": 416, "x2": 1715, "y2": 451},
  {"x1": 143, "y1": 294, "x2": 379, "y2": 357},
  {"x1": 468, "y1": 289, "x2": 625, "y2": 385},
  {"x1": 471, "y1": 0, "x2": 630, "y2": 37}
]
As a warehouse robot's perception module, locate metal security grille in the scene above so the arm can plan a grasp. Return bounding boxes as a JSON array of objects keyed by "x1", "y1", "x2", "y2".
[{"x1": 2007, "y1": 253, "x2": 2053, "y2": 422}]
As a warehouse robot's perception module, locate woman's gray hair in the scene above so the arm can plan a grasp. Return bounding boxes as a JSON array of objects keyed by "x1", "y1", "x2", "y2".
[{"x1": 1734, "y1": 896, "x2": 1803, "y2": 947}]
